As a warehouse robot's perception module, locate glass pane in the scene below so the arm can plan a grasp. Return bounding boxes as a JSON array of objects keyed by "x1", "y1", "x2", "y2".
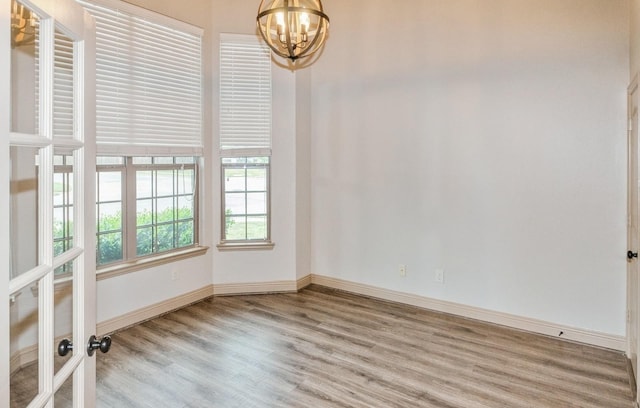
[
  {"x1": 177, "y1": 169, "x2": 194, "y2": 195},
  {"x1": 136, "y1": 199, "x2": 153, "y2": 226},
  {"x1": 175, "y1": 156, "x2": 195, "y2": 164},
  {"x1": 224, "y1": 168, "x2": 245, "y2": 192},
  {"x1": 54, "y1": 372, "x2": 73, "y2": 408},
  {"x1": 178, "y1": 196, "x2": 193, "y2": 220},
  {"x1": 54, "y1": 260, "x2": 73, "y2": 276},
  {"x1": 98, "y1": 232, "x2": 122, "y2": 265},
  {"x1": 54, "y1": 163, "x2": 74, "y2": 262},
  {"x1": 153, "y1": 156, "x2": 174, "y2": 164},
  {"x1": 247, "y1": 168, "x2": 266, "y2": 191},
  {"x1": 247, "y1": 216, "x2": 268, "y2": 240},
  {"x1": 11, "y1": 0, "x2": 40, "y2": 134},
  {"x1": 98, "y1": 171, "x2": 122, "y2": 202},
  {"x1": 132, "y1": 156, "x2": 152, "y2": 165},
  {"x1": 136, "y1": 170, "x2": 153, "y2": 198},
  {"x1": 247, "y1": 192, "x2": 266, "y2": 214},
  {"x1": 156, "y1": 170, "x2": 174, "y2": 196},
  {"x1": 136, "y1": 227, "x2": 153, "y2": 256},
  {"x1": 97, "y1": 156, "x2": 124, "y2": 165},
  {"x1": 10, "y1": 146, "x2": 39, "y2": 278},
  {"x1": 177, "y1": 221, "x2": 194, "y2": 247},
  {"x1": 54, "y1": 277, "x2": 73, "y2": 376},
  {"x1": 10, "y1": 287, "x2": 39, "y2": 406},
  {"x1": 157, "y1": 224, "x2": 174, "y2": 252},
  {"x1": 156, "y1": 197, "x2": 174, "y2": 223},
  {"x1": 222, "y1": 157, "x2": 246, "y2": 165},
  {"x1": 225, "y1": 216, "x2": 246, "y2": 240},
  {"x1": 247, "y1": 157, "x2": 269, "y2": 164},
  {"x1": 53, "y1": 27, "x2": 75, "y2": 140},
  {"x1": 225, "y1": 193, "x2": 246, "y2": 215},
  {"x1": 98, "y1": 202, "x2": 121, "y2": 232}
]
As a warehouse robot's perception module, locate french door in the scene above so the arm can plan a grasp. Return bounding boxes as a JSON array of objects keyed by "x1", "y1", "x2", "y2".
[
  {"x1": 629, "y1": 74, "x2": 640, "y2": 405},
  {"x1": 2, "y1": 0, "x2": 97, "y2": 406}
]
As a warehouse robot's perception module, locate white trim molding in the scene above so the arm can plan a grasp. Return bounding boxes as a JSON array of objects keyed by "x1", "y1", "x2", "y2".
[
  {"x1": 213, "y1": 280, "x2": 298, "y2": 296},
  {"x1": 296, "y1": 275, "x2": 312, "y2": 291},
  {"x1": 308, "y1": 274, "x2": 626, "y2": 351},
  {"x1": 97, "y1": 285, "x2": 214, "y2": 336}
]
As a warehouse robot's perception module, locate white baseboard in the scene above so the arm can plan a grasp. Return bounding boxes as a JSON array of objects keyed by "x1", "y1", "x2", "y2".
[
  {"x1": 296, "y1": 274, "x2": 313, "y2": 290},
  {"x1": 309, "y1": 274, "x2": 626, "y2": 351},
  {"x1": 213, "y1": 280, "x2": 299, "y2": 296},
  {"x1": 97, "y1": 284, "x2": 214, "y2": 336}
]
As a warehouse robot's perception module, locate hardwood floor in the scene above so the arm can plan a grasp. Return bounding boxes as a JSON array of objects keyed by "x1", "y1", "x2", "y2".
[{"x1": 11, "y1": 285, "x2": 635, "y2": 407}]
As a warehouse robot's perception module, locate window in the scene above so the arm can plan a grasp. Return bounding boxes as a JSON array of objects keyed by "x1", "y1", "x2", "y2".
[
  {"x1": 222, "y1": 157, "x2": 269, "y2": 242},
  {"x1": 219, "y1": 34, "x2": 272, "y2": 246},
  {"x1": 77, "y1": 0, "x2": 205, "y2": 269},
  {"x1": 97, "y1": 157, "x2": 198, "y2": 267}
]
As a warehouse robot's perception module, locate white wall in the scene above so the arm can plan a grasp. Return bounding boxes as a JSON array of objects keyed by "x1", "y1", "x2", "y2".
[{"x1": 309, "y1": 0, "x2": 629, "y2": 335}]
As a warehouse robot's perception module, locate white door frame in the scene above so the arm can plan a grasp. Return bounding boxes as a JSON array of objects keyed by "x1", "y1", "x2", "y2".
[
  {"x1": 2, "y1": 0, "x2": 96, "y2": 406},
  {"x1": 1, "y1": 1, "x2": 11, "y2": 405}
]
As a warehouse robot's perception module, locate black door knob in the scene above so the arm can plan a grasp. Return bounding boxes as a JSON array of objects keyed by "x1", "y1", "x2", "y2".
[
  {"x1": 58, "y1": 338, "x2": 73, "y2": 357},
  {"x1": 87, "y1": 335, "x2": 112, "y2": 356},
  {"x1": 629, "y1": 251, "x2": 638, "y2": 260}
]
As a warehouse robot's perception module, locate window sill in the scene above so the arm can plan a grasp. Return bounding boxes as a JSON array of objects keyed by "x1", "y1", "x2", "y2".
[
  {"x1": 97, "y1": 246, "x2": 210, "y2": 281},
  {"x1": 216, "y1": 242, "x2": 275, "y2": 251}
]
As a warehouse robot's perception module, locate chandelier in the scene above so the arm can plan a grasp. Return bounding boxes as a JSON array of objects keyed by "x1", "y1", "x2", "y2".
[
  {"x1": 257, "y1": 0, "x2": 330, "y2": 62},
  {"x1": 11, "y1": 0, "x2": 38, "y2": 48}
]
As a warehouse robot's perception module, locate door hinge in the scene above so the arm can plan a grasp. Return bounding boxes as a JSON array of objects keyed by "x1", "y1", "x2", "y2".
[
  {"x1": 630, "y1": 118, "x2": 634, "y2": 132},
  {"x1": 628, "y1": 310, "x2": 631, "y2": 324}
]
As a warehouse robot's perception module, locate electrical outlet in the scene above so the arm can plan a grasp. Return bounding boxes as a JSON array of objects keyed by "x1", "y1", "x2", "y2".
[
  {"x1": 171, "y1": 271, "x2": 178, "y2": 281},
  {"x1": 399, "y1": 264, "x2": 407, "y2": 277},
  {"x1": 435, "y1": 269, "x2": 444, "y2": 284}
]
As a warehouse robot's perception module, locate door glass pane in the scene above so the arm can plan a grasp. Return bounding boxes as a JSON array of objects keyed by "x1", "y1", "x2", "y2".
[
  {"x1": 9, "y1": 289, "x2": 40, "y2": 406},
  {"x1": 54, "y1": 372, "x2": 73, "y2": 408},
  {"x1": 53, "y1": 27, "x2": 75, "y2": 140},
  {"x1": 10, "y1": 0, "x2": 40, "y2": 135},
  {"x1": 10, "y1": 146, "x2": 39, "y2": 278},
  {"x1": 54, "y1": 276, "x2": 74, "y2": 376},
  {"x1": 54, "y1": 154, "x2": 74, "y2": 273}
]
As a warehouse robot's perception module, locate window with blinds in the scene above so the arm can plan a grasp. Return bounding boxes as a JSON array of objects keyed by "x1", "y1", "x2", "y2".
[
  {"x1": 77, "y1": 0, "x2": 203, "y2": 156},
  {"x1": 219, "y1": 33, "x2": 272, "y2": 154},
  {"x1": 218, "y1": 34, "x2": 273, "y2": 246}
]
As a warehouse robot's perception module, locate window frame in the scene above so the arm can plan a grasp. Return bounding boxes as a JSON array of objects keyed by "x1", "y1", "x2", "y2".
[
  {"x1": 96, "y1": 156, "x2": 201, "y2": 271},
  {"x1": 220, "y1": 156, "x2": 271, "y2": 246}
]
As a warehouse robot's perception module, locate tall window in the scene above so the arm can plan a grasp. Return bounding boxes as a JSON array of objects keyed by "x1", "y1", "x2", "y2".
[
  {"x1": 79, "y1": 0, "x2": 204, "y2": 267},
  {"x1": 219, "y1": 34, "x2": 272, "y2": 245}
]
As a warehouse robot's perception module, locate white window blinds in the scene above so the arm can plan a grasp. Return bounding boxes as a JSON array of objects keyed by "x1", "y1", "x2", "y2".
[
  {"x1": 78, "y1": 0, "x2": 203, "y2": 155},
  {"x1": 220, "y1": 33, "x2": 272, "y2": 153}
]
